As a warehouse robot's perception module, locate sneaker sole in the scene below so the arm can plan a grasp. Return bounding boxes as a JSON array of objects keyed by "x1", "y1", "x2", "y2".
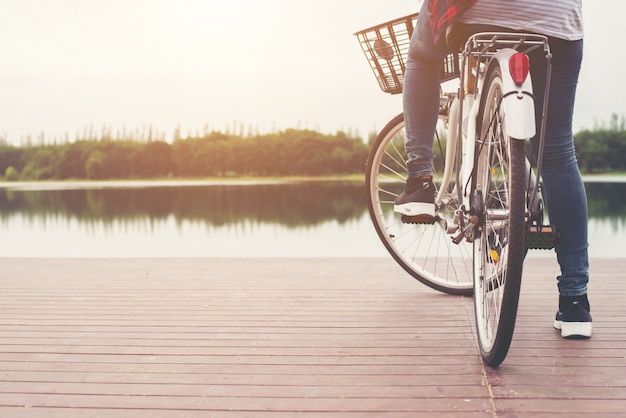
[
  {"x1": 554, "y1": 320, "x2": 592, "y2": 339},
  {"x1": 394, "y1": 202, "x2": 436, "y2": 217}
]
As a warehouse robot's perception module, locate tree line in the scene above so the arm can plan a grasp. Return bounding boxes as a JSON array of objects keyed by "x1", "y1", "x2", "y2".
[
  {"x1": 0, "y1": 129, "x2": 369, "y2": 180},
  {"x1": 1, "y1": 119, "x2": 625, "y2": 181},
  {"x1": 574, "y1": 128, "x2": 626, "y2": 174}
]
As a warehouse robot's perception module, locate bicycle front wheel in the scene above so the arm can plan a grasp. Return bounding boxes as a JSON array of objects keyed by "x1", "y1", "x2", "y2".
[
  {"x1": 472, "y1": 63, "x2": 527, "y2": 366},
  {"x1": 366, "y1": 113, "x2": 473, "y2": 296}
]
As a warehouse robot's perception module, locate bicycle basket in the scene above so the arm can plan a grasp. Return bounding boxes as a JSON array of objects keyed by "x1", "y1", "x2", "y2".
[{"x1": 355, "y1": 13, "x2": 460, "y2": 95}]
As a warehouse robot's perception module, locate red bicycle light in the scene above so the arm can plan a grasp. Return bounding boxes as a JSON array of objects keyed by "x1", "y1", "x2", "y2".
[{"x1": 509, "y1": 52, "x2": 530, "y2": 84}]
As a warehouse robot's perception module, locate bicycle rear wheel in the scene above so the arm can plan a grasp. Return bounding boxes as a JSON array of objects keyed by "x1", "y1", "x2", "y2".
[
  {"x1": 472, "y1": 63, "x2": 527, "y2": 366},
  {"x1": 366, "y1": 113, "x2": 473, "y2": 296}
]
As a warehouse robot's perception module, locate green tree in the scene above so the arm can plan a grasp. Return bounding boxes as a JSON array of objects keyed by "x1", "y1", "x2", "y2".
[
  {"x1": 575, "y1": 127, "x2": 626, "y2": 173},
  {"x1": 58, "y1": 143, "x2": 90, "y2": 179},
  {"x1": 85, "y1": 150, "x2": 107, "y2": 179},
  {"x1": 136, "y1": 141, "x2": 173, "y2": 177},
  {"x1": 4, "y1": 165, "x2": 19, "y2": 181}
]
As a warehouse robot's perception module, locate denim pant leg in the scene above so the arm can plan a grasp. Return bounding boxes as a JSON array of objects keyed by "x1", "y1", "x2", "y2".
[
  {"x1": 403, "y1": 1, "x2": 451, "y2": 178},
  {"x1": 529, "y1": 38, "x2": 589, "y2": 296}
]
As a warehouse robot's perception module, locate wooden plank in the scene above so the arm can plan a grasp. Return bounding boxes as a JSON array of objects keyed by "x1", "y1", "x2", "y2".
[
  {"x1": 0, "y1": 408, "x2": 493, "y2": 418},
  {"x1": 0, "y1": 381, "x2": 489, "y2": 398},
  {"x1": 0, "y1": 392, "x2": 495, "y2": 413}
]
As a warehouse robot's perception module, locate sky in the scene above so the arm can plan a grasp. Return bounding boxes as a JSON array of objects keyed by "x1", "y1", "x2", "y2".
[{"x1": 1, "y1": 0, "x2": 624, "y2": 145}]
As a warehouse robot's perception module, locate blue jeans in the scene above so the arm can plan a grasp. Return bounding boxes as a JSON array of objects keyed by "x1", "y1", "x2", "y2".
[{"x1": 403, "y1": 2, "x2": 589, "y2": 296}]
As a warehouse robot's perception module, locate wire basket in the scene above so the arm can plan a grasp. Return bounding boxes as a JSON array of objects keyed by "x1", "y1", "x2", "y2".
[{"x1": 355, "y1": 13, "x2": 460, "y2": 95}]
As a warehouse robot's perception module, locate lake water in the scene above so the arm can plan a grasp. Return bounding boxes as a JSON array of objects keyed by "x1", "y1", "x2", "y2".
[{"x1": 0, "y1": 179, "x2": 624, "y2": 258}]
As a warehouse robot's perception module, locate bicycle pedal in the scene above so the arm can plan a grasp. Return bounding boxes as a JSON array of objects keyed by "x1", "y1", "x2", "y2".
[
  {"x1": 526, "y1": 225, "x2": 559, "y2": 250},
  {"x1": 401, "y1": 214, "x2": 436, "y2": 225}
]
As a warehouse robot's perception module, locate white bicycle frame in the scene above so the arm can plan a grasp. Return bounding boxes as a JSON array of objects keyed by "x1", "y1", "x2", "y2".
[{"x1": 436, "y1": 32, "x2": 552, "y2": 236}]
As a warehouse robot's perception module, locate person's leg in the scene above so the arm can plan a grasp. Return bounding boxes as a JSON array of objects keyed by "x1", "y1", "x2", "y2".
[
  {"x1": 402, "y1": 1, "x2": 450, "y2": 178},
  {"x1": 529, "y1": 37, "x2": 591, "y2": 338},
  {"x1": 395, "y1": 2, "x2": 450, "y2": 217}
]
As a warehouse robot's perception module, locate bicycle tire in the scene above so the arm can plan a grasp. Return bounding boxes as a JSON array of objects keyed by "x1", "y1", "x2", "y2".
[
  {"x1": 472, "y1": 63, "x2": 527, "y2": 366},
  {"x1": 365, "y1": 113, "x2": 474, "y2": 296}
]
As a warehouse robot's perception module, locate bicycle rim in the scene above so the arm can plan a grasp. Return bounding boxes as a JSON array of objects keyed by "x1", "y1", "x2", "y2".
[
  {"x1": 473, "y1": 65, "x2": 527, "y2": 366},
  {"x1": 366, "y1": 113, "x2": 473, "y2": 296}
]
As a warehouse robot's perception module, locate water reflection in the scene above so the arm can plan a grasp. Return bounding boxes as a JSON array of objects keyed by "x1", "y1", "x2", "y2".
[
  {"x1": 0, "y1": 180, "x2": 624, "y2": 257},
  {"x1": 0, "y1": 182, "x2": 366, "y2": 227},
  {"x1": 586, "y1": 182, "x2": 626, "y2": 223}
]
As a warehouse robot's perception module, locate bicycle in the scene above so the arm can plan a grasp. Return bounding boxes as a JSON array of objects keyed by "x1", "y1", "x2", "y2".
[{"x1": 355, "y1": 14, "x2": 559, "y2": 366}]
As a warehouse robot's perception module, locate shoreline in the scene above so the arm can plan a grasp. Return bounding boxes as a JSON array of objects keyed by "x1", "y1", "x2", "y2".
[{"x1": 1, "y1": 173, "x2": 625, "y2": 190}]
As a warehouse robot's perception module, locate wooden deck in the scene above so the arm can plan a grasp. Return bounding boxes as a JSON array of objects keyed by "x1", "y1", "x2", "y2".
[{"x1": 0, "y1": 257, "x2": 624, "y2": 417}]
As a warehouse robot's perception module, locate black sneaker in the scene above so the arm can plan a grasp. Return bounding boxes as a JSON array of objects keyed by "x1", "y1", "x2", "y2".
[
  {"x1": 554, "y1": 295, "x2": 592, "y2": 339},
  {"x1": 394, "y1": 176, "x2": 436, "y2": 221}
]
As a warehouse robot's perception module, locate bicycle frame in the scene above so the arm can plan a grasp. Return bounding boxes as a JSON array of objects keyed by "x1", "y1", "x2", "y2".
[
  {"x1": 436, "y1": 32, "x2": 552, "y2": 239},
  {"x1": 359, "y1": 18, "x2": 563, "y2": 364}
]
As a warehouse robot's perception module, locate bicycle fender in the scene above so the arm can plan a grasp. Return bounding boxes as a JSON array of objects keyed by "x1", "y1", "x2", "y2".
[{"x1": 492, "y1": 49, "x2": 536, "y2": 140}]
